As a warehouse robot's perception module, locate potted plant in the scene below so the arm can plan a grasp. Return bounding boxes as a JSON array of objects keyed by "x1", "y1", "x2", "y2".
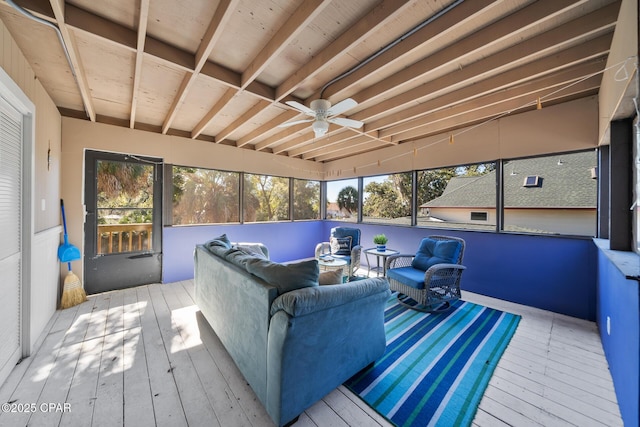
[{"x1": 373, "y1": 234, "x2": 388, "y2": 252}]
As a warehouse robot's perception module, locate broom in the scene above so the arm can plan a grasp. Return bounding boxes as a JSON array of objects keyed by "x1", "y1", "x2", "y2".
[
  {"x1": 60, "y1": 261, "x2": 86, "y2": 309},
  {"x1": 58, "y1": 199, "x2": 87, "y2": 309}
]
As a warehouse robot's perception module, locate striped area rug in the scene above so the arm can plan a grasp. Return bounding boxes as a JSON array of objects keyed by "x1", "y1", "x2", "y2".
[{"x1": 345, "y1": 294, "x2": 520, "y2": 427}]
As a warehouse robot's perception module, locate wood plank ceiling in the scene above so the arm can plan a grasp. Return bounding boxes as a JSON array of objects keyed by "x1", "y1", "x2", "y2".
[{"x1": 0, "y1": 0, "x2": 622, "y2": 162}]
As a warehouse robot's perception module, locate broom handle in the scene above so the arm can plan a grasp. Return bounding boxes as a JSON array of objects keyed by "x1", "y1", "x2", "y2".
[
  {"x1": 60, "y1": 199, "x2": 70, "y2": 245},
  {"x1": 67, "y1": 262, "x2": 72, "y2": 271}
]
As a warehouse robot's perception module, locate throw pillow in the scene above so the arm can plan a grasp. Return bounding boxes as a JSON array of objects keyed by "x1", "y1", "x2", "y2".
[
  {"x1": 246, "y1": 258, "x2": 319, "y2": 295},
  {"x1": 318, "y1": 269, "x2": 343, "y2": 285},
  {"x1": 330, "y1": 236, "x2": 352, "y2": 256},
  {"x1": 204, "y1": 233, "x2": 231, "y2": 249},
  {"x1": 233, "y1": 243, "x2": 267, "y2": 259},
  {"x1": 412, "y1": 238, "x2": 461, "y2": 271}
]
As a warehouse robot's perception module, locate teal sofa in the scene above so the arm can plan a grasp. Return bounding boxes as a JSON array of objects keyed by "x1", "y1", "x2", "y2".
[{"x1": 194, "y1": 238, "x2": 390, "y2": 427}]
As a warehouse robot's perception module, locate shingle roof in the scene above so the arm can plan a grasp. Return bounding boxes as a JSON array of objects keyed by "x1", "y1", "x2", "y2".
[{"x1": 421, "y1": 151, "x2": 597, "y2": 208}]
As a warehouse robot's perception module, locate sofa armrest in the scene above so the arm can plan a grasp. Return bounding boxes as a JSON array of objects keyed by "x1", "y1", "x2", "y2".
[{"x1": 270, "y1": 277, "x2": 389, "y2": 317}]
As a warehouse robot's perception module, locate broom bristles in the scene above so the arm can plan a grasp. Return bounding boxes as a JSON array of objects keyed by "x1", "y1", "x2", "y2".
[{"x1": 60, "y1": 271, "x2": 87, "y2": 309}]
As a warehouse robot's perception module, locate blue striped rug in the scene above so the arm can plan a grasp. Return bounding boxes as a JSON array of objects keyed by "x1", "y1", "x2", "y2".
[{"x1": 345, "y1": 294, "x2": 520, "y2": 427}]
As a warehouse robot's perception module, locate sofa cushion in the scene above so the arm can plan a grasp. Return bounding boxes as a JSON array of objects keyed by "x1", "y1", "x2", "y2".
[
  {"x1": 330, "y1": 236, "x2": 352, "y2": 255},
  {"x1": 411, "y1": 238, "x2": 461, "y2": 271},
  {"x1": 246, "y1": 258, "x2": 319, "y2": 295},
  {"x1": 387, "y1": 266, "x2": 425, "y2": 289}
]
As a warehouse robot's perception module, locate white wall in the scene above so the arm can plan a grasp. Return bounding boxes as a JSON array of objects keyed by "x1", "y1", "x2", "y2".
[{"x1": 0, "y1": 20, "x2": 62, "y2": 353}]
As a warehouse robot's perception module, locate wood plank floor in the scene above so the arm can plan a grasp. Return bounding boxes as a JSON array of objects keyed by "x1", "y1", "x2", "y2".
[{"x1": 0, "y1": 279, "x2": 622, "y2": 427}]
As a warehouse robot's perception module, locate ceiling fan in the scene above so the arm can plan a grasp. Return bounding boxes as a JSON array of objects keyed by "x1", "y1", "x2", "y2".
[{"x1": 279, "y1": 98, "x2": 363, "y2": 137}]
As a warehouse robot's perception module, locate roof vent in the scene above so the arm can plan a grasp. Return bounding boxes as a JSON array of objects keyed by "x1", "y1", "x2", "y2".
[{"x1": 523, "y1": 175, "x2": 541, "y2": 187}]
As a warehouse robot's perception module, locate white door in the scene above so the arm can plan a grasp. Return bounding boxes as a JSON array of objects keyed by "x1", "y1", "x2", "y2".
[{"x1": 0, "y1": 96, "x2": 23, "y2": 384}]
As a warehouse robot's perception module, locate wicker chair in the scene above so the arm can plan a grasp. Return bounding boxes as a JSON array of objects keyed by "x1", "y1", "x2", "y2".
[
  {"x1": 315, "y1": 227, "x2": 362, "y2": 278},
  {"x1": 385, "y1": 235, "x2": 466, "y2": 312}
]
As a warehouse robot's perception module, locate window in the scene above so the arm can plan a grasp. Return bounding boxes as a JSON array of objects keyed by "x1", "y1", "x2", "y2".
[
  {"x1": 244, "y1": 174, "x2": 289, "y2": 222},
  {"x1": 503, "y1": 151, "x2": 596, "y2": 236},
  {"x1": 293, "y1": 179, "x2": 320, "y2": 220},
  {"x1": 362, "y1": 172, "x2": 412, "y2": 225},
  {"x1": 417, "y1": 162, "x2": 496, "y2": 231},
  {"x1": 172, "y1": 166, "x2": 239, "y2": 224},
  {"x1": 470, "y1": 212, "x2": 488, "y2": 221},
  {"x1": 326, "y1": 178, "x2": 358, "y2": 221}
]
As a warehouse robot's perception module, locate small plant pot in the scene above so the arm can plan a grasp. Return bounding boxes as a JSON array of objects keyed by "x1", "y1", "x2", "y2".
[{"x1": 376, "y1": 245, "x2": 386, "y2": 252}]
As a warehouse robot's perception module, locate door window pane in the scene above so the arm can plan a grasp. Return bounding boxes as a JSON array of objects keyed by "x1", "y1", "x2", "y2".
[
  {"x1": 417, "y1": 163, "x2": 496, "y2": 231},
  {"x1": 326, "y1": 178, "x2": 358, "y2": 221},
  {"x1": 172, "y1": 166, "x2": 240, "y2": 224},
  {"x1": 503, "y1": 151, "x2": 596, "y2": 236},
  {"x1": 97, "y1": 160, "x2": 154, "y2": 253}
]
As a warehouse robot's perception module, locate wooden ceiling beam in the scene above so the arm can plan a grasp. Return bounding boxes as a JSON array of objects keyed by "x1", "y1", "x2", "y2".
[
  {"x1": 162, "y1": 0, "x2": 240, "y2": 134},
  {"x1": 235, "y1": 110, "x2": 300, "y2": 147},
  {"x1": 215, "y1": 99, "x2": 271, "y2": 144},
  {"x1": 48, "y1": 0, "x2": 96, "y2": 121},
  {"x1": 193, "y1": 0, "x2": 327, "y2": 140},
  {"x1": 275, "y1": 128, "x2": 356, "y2": 155},
  {"x1": 191, "y1": 87, "x2": 236, "y2": 139},
  {"x1": 129, "y1": 0, "x2": 149, "y2": 129},
  {"x1": 366, "y1": 32, "x2": 613, "y2": 132},
  {"x1": 274, "y1": 0, "x2": 413, "y2": 101},
  {"x1": 382, "y1": 59, "x2": 606, "y2": 140},
  {"x1": 241, "y1": 0, "x2": 330, "y2": 89},
  {"x1": 302, "y1": 135, "x2": 373, "y2": 160},
  {"x1": 260, "y1": 0, "x2": 613, "y2": 160},
  {"x1": 297, "y1": 133, "x2": 370, "y2": 159},
  {"x1": 392, "y1": 79, "x2": 600, "y2": 143},
  {"x1": 319, "y1": 0, "x2": 495, "y2": 101},
  {"x1": 313, "y1": 140, "x2": 390, "y2": 163},
  {"x1": 353, "y1": 0, "x2": 618, "y2": 123},
  {"x1": 56, "y1": 2, "x2": 286, "y2": 107},
  {"x1": 349, "y1": 0, "x2": 589, "y2": 109}
]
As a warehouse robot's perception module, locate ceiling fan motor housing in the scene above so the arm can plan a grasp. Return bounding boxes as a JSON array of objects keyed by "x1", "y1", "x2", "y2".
[{"x1": 310, "y1": 99, "x2": 332, "y2": 119}]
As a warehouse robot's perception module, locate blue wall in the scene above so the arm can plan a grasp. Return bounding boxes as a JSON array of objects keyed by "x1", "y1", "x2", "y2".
[
  {"x1": 163, "y1": 220, "x2": 634, "y2": 425},
  {"x1": 165, "y1": 220, "x2": 598, "y2": 319},
  {"x1": 324, "y1": 221, "x2": 597, "y2": 320},
  {"x1": 163, "y1": 221, "x2": 323, "y2": 283},
  {"x1": 596, "y1": 244, "x2": 639, "y2": 427}
]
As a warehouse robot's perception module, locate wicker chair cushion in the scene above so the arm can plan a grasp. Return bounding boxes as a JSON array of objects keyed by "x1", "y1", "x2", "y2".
[
  {"x1": 386, "y1": 266, "x2": 425, "y2": 290},
  {"x1": 411, "y1": 238, "x2": 461, "y2": 271}
]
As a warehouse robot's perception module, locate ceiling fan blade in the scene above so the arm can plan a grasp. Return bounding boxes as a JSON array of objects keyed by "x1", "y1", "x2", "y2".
[
  {"x1": 328, "y1": 117, "x2": 363, "y2": 129},
  {"x1": 285, "y1": 100, "x2": 315, "y2": 116},
  {"x1": 277, "y1": 118, "x2": 314, "y2": 127},
  {"x1": 327, "y1": 98, "x2": 357, "y2": 116}
]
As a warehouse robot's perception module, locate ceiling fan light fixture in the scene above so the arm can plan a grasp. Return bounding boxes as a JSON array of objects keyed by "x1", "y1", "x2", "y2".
[{"x1": 312, "y1": 120, "x2": 329, "y2": 137}]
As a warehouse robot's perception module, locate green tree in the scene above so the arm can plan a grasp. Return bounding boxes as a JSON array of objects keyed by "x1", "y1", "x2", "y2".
[
  {"x1": 172, "y1": 167, "x2": 240, "y2": 224},
  {"x1": 245, "y1": 174, "x2": 289, "y2": 222},
  {"x1": 337, "y1": 186, "x2": 358, "y2": 214},
  {"x1": 293, "y1": 180, "x2": 320, "y2": 220},
  {"x1": 363, "y1": 180, "x2": 407, "y2": 218}
]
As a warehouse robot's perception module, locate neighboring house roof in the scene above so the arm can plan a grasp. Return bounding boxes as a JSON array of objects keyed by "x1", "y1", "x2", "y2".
[{"x1": 421, "y1": 151, "x2": 597, "y2": 209}]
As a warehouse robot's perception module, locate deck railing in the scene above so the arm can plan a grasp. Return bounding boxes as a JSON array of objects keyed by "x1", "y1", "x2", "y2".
[{"x1": 97, "y1": 223, "x2": 152, "y2": 254}]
